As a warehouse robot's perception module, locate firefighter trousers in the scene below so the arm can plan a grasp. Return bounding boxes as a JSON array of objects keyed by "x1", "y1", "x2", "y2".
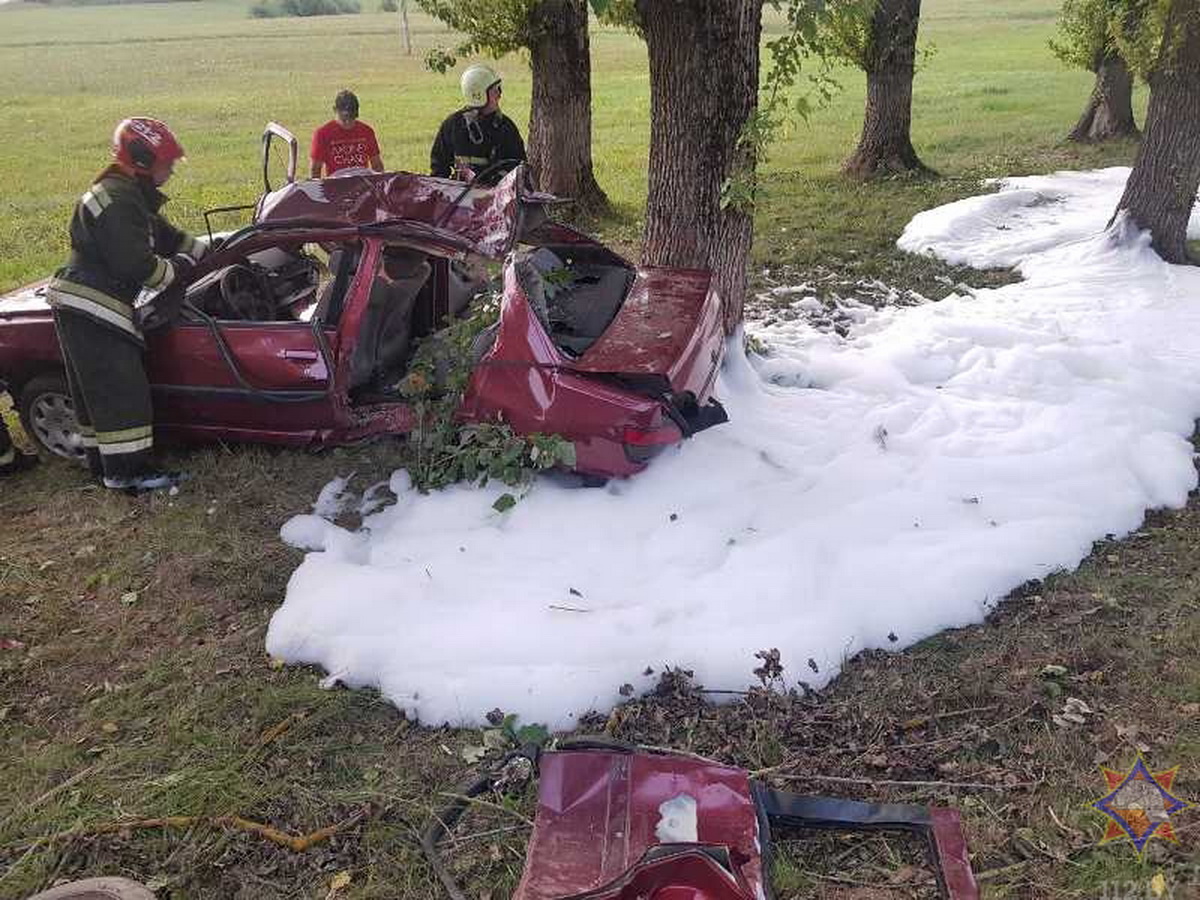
[{"x1": 52, "y1": 308, "x2": 155, "y2": 480}]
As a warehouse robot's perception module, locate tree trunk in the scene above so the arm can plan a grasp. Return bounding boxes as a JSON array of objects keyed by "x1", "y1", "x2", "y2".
[
  {"x1": 1113, "y1": 1, "x2": 1200, "y2": 264},
  {"x1": 842, "y1": 0, "x2": 931, "y2": 179},
  {"x1": 527, "y1": 0, "x2": 610, "y2": 215},
  {"x1": 1069, "y1": 53, "x2": 1139, "y2": 142},
  {"x1": 636, "y1": 0, "x2": 761, "y2": 332},
  {"x1": 398, "y1": 0, "x2": 411, "y2": 55}
]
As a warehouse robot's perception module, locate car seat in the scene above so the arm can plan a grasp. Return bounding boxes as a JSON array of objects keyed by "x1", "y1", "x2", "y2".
[{"x1": 349, "y1": 250, "x2": 431, "y2": 391}]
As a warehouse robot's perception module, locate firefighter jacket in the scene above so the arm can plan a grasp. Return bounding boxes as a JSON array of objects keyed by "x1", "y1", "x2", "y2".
[
  {"x1": 47, "y1": 167, "x2": 202, "y2": 343},
  {"x1": 430, "y1": 108, "x2": 527, "y2": 185}
]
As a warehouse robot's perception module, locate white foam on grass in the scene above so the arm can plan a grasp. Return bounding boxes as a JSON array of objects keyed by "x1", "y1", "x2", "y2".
[{"x1": 266, "y1": 168, "x2": 1200, "y2": 729}]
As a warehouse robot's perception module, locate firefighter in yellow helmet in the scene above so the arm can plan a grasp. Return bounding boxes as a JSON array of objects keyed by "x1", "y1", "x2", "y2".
[{"x1": 430, "y1": 64, "x2": 526, "y2": 186}]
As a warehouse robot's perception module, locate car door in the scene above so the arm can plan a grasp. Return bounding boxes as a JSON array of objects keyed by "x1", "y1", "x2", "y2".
[
  {"x1": 146, "y1": 319, "x2": 338, "y2": 445},
  {"x1": 143, "y1": 245, "x2": 356, "y2": 446}
]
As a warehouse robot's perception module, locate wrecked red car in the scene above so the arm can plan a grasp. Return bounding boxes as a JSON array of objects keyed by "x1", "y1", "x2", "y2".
[{"x1": 0, "y1": 125, "x2": 726, "y2": 478}]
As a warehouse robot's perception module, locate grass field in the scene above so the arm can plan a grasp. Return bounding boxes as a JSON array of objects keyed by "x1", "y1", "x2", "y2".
[{"x1": 3, "y1": 2, "x2": 1198, "y2": 899}]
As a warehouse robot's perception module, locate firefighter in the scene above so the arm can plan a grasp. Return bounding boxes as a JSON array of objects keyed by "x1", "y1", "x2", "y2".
[
  {"x1": 430, "y1": 64, "x2": 527, "y2": 186},
  {"x1": 0, "y1": 415, "x2": 37, "y2": 476},
  {"x1": 46, "y1": 118, "x2": 206, "y2": 492}
]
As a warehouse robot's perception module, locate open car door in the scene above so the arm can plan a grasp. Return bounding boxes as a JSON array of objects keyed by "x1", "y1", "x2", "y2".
[{"x1": 143, "y1": 233, "x2": 361, "y2": 445}]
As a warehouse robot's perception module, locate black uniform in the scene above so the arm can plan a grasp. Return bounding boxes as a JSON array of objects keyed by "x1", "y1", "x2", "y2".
[
  {"x1": 430, "y1": 107, "x2": 526, "y2": 185},
  {"x1": 46, "y1": 167, "x2": 202, "y2": 479}
]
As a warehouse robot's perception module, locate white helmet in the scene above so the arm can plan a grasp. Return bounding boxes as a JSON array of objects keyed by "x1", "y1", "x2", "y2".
[{"x1": 460, "y1": 64, "x2": 501, "y2": 107}]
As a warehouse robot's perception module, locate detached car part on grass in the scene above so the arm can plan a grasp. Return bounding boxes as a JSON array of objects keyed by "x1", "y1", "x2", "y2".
[
  {"x1": 0, "y1": 124, "x2": 727, "y2": 478},
  {"x1": 427, "y1": 742, "x2": 979, "y2": 900}
]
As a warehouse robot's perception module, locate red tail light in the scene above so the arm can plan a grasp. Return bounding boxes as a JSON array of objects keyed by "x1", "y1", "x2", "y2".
[{"x1": 622, "y1": 422, "x2": 683, "y2": 463}]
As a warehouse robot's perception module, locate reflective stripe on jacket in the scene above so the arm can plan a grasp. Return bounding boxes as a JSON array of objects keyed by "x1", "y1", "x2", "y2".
[{"x1": 53, "y1": 167, "x2": 200, "y2": 339}]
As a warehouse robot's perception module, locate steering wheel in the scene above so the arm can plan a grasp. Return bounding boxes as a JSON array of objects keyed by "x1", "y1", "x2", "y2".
[
  {"x1": 435, "y1": 158, "x2": 524, "y2": 229},
  {"x1": 218, "y1": 264, "x2": 276, "y2": 320}
]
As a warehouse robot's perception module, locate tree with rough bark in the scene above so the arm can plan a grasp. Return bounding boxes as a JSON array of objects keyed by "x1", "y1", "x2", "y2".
[
  {"x1": 610, "y1": 0, "x2": 846, "y2": 332},
  {"x1": 417, "y1": 0, "x2": 610, "y2": 214},
  {"x1": 1050, "y1": 0, "x2": 1142, "y2": 142},
  {"x1": 632, "y1": 0, "x2": 763, "y2": 333},
  {"x1": 826, "y1": 0, "x2": 931, "y2": 178},
  {"x1": 1112, "y1": 0, "x2": 1200, "y2": 263}
]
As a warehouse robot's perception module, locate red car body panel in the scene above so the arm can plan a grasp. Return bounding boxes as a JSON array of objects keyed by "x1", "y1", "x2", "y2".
[
  {"x1": 514, "y1": 749, "x2": 766, "y2": 900},
  {"x1": 571, "y1": 267, "x2": 723, "y2": 398},
  {"x1": 513, "y1": 748, "x2": 979, "y2": 900},
  {"x1": 0, "y1": 164, "x2": 726, "y2": 478}
]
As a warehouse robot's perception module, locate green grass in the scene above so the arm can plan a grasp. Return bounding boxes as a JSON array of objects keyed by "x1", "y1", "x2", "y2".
[{"x1": 2, "y1": 2, "x2": 1195, "y2": 899}]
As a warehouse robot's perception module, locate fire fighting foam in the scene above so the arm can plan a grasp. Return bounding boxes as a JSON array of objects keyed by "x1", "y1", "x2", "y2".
[{"x1": 266, "y1": 167, "x2": 1200, "y2": 729}]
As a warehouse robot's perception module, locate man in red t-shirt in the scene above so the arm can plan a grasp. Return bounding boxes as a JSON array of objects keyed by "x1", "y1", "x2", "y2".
[{"x1": 309, "y1": 90, "x2": 384, "y2": 178}]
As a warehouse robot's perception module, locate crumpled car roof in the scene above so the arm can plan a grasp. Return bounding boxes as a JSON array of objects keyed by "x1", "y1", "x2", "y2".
[{"x1": 254, "y1": 166, "x2": 558, "y2": 259}]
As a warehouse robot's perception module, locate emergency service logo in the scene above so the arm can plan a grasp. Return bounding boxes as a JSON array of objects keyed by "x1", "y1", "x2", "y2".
[{"x1": 1092, "y1": 758, "x2": 1190, "y2": 854}]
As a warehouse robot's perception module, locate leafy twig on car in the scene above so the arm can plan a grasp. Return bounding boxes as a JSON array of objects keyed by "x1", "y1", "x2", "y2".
[{"x1": 398, "y1": 292, "x2": 575, "y2": 496}]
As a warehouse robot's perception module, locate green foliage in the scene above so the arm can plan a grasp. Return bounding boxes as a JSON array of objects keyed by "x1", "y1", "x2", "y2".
[
  {"x1": 1049, "y1": 0, "x2": 1161, "y2": 77},
  {"x1": 397, "y1": 290, "x2": 576, "y2": 496},
  {"x1": 820, "y1": 0, "x2": 874, "y2": 69},
  {"x1": 721, "y1": 0, "x2": 863, "y2": 212},
  {"x1": 416, "y1": 0, "x2": 627, "y2": 74},
  {"x1": 500, "y1": 713, "x2": 551, "y2": 747},
  {"x1": 415, "y1": 0, "x2": 536, "y2": 71},
  {"x1": 1050, "y1": 0, "x2": 1126, "y2": 72},
  {"x1": 595, "y1": 0, "x2": 641, "y2": 35},
  {"x1": 1111, "y1": 0, "x2": 1171, "y2": 79},
  {"x1": 249, "y1": 0, "x2": 359, "y2": 17},
  {"x1": 818, "y1": 0, "x2": 938, "y2": 73}
]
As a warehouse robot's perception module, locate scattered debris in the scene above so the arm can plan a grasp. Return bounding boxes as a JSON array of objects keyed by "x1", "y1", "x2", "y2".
[
  {"x1": 1051, "y1": 697, "x2": 1093, "y2": 727},
  {"x1": 747, "y1": 267, "x2": 934, "y2": 337}
]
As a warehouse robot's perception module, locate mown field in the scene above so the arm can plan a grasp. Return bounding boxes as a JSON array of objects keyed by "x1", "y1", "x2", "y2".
[{"x1": 2, "y1": 1, "x2": 1197, "y2": 899}]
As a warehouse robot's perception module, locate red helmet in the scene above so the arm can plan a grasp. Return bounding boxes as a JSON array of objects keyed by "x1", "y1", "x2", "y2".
[{"x1": 112, "y1": 117, "x2": 185, "y2": 182}]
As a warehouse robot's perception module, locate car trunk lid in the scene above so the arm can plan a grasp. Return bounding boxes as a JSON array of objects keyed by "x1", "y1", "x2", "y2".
[{"x1": 569, "y1": 266, "x2": 725, "y2": 403}]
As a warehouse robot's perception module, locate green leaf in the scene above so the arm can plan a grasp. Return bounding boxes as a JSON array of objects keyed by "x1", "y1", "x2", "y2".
[
  {"x1": 514, "y1": 723, "x2": 551, "y2": 746},
  {"x1": 555, "y1": 441, "x2": 577, "y2": 468},
  {"x1": 588, "y1": 0, "x2": 609, "y2": 14}
]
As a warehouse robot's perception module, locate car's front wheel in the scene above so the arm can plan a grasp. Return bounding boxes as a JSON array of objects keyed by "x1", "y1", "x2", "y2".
[{"x1": 19, "y1": 373, "x2": 86, "y2": 463}]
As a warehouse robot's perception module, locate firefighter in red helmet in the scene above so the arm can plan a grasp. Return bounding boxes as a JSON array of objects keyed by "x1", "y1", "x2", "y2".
[{"x1": 46, "y1": 117, "x2": 205, "y2": 491}]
